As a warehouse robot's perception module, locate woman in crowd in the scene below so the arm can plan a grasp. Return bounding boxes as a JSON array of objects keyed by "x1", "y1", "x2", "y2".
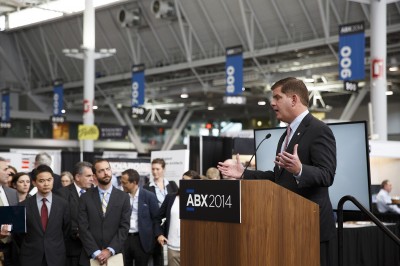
[
  {"x1": 11, "y1": 172, "x2": 31, "y2": 202},
  {"x1": 156, "y1": 170, "x2": 200, "y2": 266},
  {"x1": 144, "y1": 158, "x2": 178, "y2": 266},
  {"x1": 6, "y1": 165, "x2": 17, "y2": 187},
  {"x1": 60, "y1": 171, "x2": 73, "y2": 187}
]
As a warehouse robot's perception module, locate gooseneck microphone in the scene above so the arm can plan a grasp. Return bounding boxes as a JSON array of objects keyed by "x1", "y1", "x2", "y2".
[{"x1": 239, "y1": 133, "x2": 272, "y2": 179}]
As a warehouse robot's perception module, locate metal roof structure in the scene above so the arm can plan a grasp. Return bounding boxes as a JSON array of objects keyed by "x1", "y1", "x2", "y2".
[{"x1": 0, "y1": 0, "x2": 400, "y2": 149}]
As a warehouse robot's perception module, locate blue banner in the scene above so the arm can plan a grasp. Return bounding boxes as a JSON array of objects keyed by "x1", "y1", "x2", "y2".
[
  {"x1": 338, "y1": 22, "x2": 365, "y2": 81},
  {"x1": 1, "y1": 92, "x2": 10, "y2": 122},
  {"x1": 53, "y1": 81, "x2": 64, "y2": 116},
  {"x1": 225, "y1": 46, "x2": 243, "y2": 95},
  {"x1": 132, "y1": 64, "x2": 145, "y2": 107}
]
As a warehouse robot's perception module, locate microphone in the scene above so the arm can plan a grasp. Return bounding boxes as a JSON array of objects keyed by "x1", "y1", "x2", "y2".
[{"x1": 239, "y1": 133, "x2": 271, "y2": 179}]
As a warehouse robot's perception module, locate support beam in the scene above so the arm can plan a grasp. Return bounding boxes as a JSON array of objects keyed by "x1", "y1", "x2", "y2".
[
  {"x1": 123, "y1": 111, "x2": 147, "y2": 153},
  {"x1": 197, "y1": 0, "x2": 225, "y2": 50},
  {"x1": 164, "y1": 110, "x2": 193, "y2": 150},
  {"x1": 162, "y1": 108, "x2": 186, "y2": 150},
  {"x1": 39, "y1": 27, "x2": 55, "y2": 81},
  {"x1": 339, "y1": 87, "x2": 368, "y2": 120},
  {"x1": 270, "y1": 0, "x2": 292, "y2": 41}
]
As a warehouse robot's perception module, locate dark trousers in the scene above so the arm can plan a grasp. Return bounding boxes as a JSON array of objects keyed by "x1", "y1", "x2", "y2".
[
  {"x1": 320, "y1": 240, "x2": 332, "y2": 266},
  {"x1": 123, "y1": 234, "x2": 150, "y2": 266},
  {"x1": 152, "y1": 243, "x2": 164, "y2": 266},
  {"x1": 0, "y1": 243, "x2": 13, "y2": 266},
  {"x1": 65, "y1": 256, "x2": 79, "y2": 266}
]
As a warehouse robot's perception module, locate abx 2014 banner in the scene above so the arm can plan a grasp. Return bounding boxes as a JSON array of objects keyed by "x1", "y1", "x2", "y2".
[
  {"x1": 225, "y1": 46, "x2": 243, "y2": 95},
  {"x1": 338, "y1": 22, "x2": 365, "y2": 81}
]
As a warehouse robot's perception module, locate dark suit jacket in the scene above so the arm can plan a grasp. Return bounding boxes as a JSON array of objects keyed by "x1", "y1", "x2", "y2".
[
  {"x1": 244, "y1": 113, "x2": 337, "y2": 242},
  {"x1": 155, "y1": 193, "x2": 177, "y2": 238},
  {"x1": 2, "y1": 186, "x2": 18, "y2": 206},
  {"x1": 18, "y1": 194, "x2": 70, "y2": 266},
  {"x1": 135, "y1": 188, "x2": 159, "y2": 253},
  {"x1": 54, "y1": 183, "x2": 82, "y2": 257},
  {"x1": 78, "y1": 186, "x2": 131, "y2": 266}
]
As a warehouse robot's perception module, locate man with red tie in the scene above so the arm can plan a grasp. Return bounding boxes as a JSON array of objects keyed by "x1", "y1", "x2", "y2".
[{"x1": 18, "y1": 165, "x2": 70, "y2": 266}]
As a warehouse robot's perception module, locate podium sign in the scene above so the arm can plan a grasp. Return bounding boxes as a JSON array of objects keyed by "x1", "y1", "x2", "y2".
[{"x1": 180, "y1": 180, "x2": 241, "y2": 223}]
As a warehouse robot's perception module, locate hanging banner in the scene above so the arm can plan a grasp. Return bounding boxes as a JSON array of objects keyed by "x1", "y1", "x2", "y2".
[
  {"x1": 225, "y1": 46, "x2": 243, "y2": 95},
  {"x1": 52, "y1": 80, "x2": 66, "y2": 123},
  {"x1": 131, "y1": 64, "x2": 145, "y2": 107},
  {"x1": 1, "y1": 91, "x2": 11, "y2": 128},
  {"x1": 53, "y1": 81, "x2": 63, "y2": 116},
  {"x1": 338, "y1": 22, "x2": 365, "y2": 81}
]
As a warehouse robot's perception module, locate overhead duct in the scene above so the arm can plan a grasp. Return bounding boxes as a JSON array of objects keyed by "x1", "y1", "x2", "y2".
[
  {"x1": 118, "y1": 8, "x2": 141, "y2": 27},
  {"x1": 150, "y1": 0, "x2": 176, "y2": 19}
]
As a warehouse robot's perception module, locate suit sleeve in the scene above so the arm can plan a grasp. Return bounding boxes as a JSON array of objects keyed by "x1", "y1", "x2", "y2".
[
  {"x1": 298, "y1": 124, "x2": 336, "y2": 188},
  {"x1": 148, "y1": 192, "x2": 160, "y2": 238},
  {"x1": 154, "y1": 195, "x2": 167, "y2": 237},
  {"x1": 107, "y1": 193, "x2": 130, "y2": 253},
  {"x1": 78, "y1": 194, "x2": 100, "y2": 256}
]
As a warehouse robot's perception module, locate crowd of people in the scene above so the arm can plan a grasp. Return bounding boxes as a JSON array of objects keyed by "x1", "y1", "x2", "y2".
[{"x1": 0, "y1": 152, "x2": 210, "y2": 266}]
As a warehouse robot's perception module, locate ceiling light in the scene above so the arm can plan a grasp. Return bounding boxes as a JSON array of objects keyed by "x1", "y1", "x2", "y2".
[
  {"x1": 304, "y1": 78, "x2": 315, "y2": 83},
  {"x1": 118, "y1": 8, "x2": 142, "y2": 28},
  {"x1": 164, "y1": 110, "x2": 171, "y2": 115},
  {"x1": 258, "y1": 101, "x2": 266, "y2": 106},
  {"x1": 151, "y1": 0, "x2": 176, "y2": 19},
  {"x1": 389, "y1": 66, "x2": 399, "y2": 72},
  {"x1": 93, "y1": 105, "x2": 98, "y2": 110},
  {"x1": 207, "y1": 106, "x2": 215, "y2": 111},
  {"x1": 386, "y1": 91, "x2": 393, "y2": 96},
  {"x1": 162, "y1": 119, "x2": 168, "y2": 123},
  {"x1": 61, "y1": 109, "x2": 66, "y2": 114},
  {"x1": 180, "y1": 93, "x2": 188, "y2": 99}
]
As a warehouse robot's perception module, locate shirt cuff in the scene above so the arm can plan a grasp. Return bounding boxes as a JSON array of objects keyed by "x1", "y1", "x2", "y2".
[
  {"x1": 92, "y1": 250, "x2": 101, "y2": 259},
  {"x1": 107, "y1": 247, "x2": 115, "y2": 256},
  {"x1": 294, "y1": 165, "x2": 303, "y2": 184}
]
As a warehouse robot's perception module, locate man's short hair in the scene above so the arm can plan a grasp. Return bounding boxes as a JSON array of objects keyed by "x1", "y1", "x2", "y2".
[
  {"x1": 73, "y1": 161, "x2": 93, "y2": 179},
  {"x1": 0, "y1": 156, "x2": 7, "y2": 162},
  {"x1": 381, "y1": 179, "x2": 389, "y2": 189},
  {"x1": 271, "y1": 77, "x2": 309, "y2": 106},
  {"x1": 35, "y1": 152, "x2": 52, "y2": 167},
  {"x1": 121, "y1": 169, "x2": 140, "y2": 184},
  {"x1": 32, "y1": 164, "x2": 53, "y2": 181},
  {"x1": 92, "y1": 159, "x2": 109, "y2": 175}
]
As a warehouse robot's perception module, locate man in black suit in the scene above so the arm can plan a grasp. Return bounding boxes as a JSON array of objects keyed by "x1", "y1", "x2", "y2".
[
  {"x1": 78, "y1": 159, "x2": 131, "y2": 266},
  {"x1": 18, "y1": 165, "x2": 70, "y2": 266},
  {"x1": 0, "y1": 157, "x2": 19, "y2": 266},
  {"x1": 120, "y1": 169, "x2": 159, "y2": 266},
  {"x1": 218, "y1": 77, "x2": 337, "y2": 266},
  {"x1": 55, "y1": 161, "x2": 94, "y2": 266}
]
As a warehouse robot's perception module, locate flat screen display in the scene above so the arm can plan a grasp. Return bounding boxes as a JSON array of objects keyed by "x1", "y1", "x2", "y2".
[{"x1": 254, "y1": 121, "x2": 371, "y2": 211}]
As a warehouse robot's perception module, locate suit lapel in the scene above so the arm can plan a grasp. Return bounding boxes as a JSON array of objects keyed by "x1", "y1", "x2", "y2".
[
  {"x1": 275, "y1": 113, "x2": 313, "y2": 178},
  {"x1": 30, "y1": 195, "x2": 44, "y2": 233},
  {"x1": 92, "y1": 187, "x2": 104, "y2": 218}
]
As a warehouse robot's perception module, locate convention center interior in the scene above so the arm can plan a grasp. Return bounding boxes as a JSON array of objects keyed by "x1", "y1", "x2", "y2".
[{"x1": 0, "y1": 0, "x2": 400, "y2": 266}]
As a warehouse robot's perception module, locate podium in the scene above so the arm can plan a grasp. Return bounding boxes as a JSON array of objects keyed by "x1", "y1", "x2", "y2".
[{"x1": 180, "y1": 180, "x2": 320, "y2": 266}]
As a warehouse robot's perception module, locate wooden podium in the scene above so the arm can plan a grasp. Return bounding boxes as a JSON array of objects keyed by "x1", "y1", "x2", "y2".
[{"x1": 181, "y1": 180, "x2": 320, "y2": 266}]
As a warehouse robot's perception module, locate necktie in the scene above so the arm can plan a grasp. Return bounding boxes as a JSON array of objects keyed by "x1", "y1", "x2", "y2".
[
  {"x1": 101, "y1": 192, "x2": 108, "y2": 215},
  {"x1": 41, "y1": 198, "x2": 48, "y2": 230},
  {"x1": 80, "y1": 189, "x2": 85, "y2": 196},
  {"x1": 283, "y1": 126, "x2": 292, "y2": 151}
]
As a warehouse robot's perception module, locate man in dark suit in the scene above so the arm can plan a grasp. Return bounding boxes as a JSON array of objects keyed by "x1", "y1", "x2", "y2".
[
  {"x1": 0, "y1": 157, "x2": 19, "y2": 266},
  {"x1": 18, "y1": 164, "x2": 70, "y2": 266},
  {"x1": 55, "y1": 161, "x2": 94, "y2": 266},
  {"x1": 120, "y1": 169, "x2": 159, "y2": 266},
  {"x1": 78, "y1": 159, "x2": 130, "y2": 266},
  {"x1": 218, "y1": 77, "x2": 337, "y2": 266}
]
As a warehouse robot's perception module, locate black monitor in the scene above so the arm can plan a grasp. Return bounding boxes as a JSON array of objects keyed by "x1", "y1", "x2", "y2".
[{"x1": 254, "y1": 121, "x2": 371, "y2": 211}]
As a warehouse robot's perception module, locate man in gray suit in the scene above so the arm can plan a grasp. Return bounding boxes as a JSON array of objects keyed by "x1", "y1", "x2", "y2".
[
  {"x1": 78, "y1": 159, "x2": 131, "y2": 266},
  {"x1": 0, "y1": 157, "x2": 18, "y2": 266},
  {"x1": 18, "y1": 165, "x2": 70, "y2": 266},
  {"x1": 55, "y1": 161, "x2": 94, "y2": 266}
]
